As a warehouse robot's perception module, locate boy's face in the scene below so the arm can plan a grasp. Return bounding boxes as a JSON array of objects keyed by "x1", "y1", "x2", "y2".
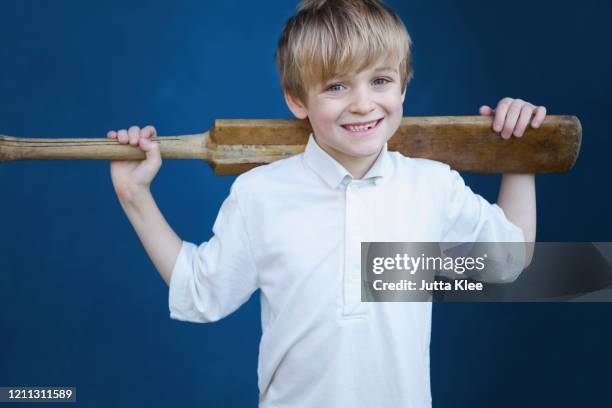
[{"x1": 285, "y1": 62, "x2": 406, "y2": 172}]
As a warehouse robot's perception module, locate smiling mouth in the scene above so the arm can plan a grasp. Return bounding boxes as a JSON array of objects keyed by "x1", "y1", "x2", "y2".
[{"x1": 341, "y1": 118, "x2": 384, "y2": 133}]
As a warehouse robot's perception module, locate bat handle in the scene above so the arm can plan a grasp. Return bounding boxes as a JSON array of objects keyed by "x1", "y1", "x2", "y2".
[{"x1": 0, "y1": 133, "x2": 209, "y2": 162}]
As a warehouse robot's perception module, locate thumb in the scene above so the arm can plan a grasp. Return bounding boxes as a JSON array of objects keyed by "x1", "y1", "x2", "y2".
[
  {"x1": 479, "y1": 105, "x2": 494, "y2": 116},
  {"x1": 140, "y1": 138, "x2": 162, "y2": 167}
]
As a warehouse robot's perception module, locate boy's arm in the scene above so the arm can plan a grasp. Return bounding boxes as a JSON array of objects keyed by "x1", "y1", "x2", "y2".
[
  {"x1": 117, "y1": 188, "x2": 182, "y2": 286},
  {"x1": 108, "y1": 125, "x2": 258, "y2": 323},
  {"x1": 497, "y1": 174, "x2": 536, "y2": 265},
  {"x1": 480, "y1": 97, "x2": 546, "y2": 266},
  {"x1": 107, "y1": 125, "x2": 181, "y2": 286}
]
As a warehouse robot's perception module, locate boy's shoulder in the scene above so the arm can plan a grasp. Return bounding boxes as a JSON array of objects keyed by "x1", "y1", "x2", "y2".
[
  {"x1": 231, "y1": 153, "x2": 305, "y2": 194},
  {"x1": 389, "y1": 151, "x2": 454, "y2": 179}
]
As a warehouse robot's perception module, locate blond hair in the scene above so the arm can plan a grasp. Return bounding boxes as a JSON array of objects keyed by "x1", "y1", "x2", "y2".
[{"x1": 275, "y1": 0, "x2": 413, "y2": 104}]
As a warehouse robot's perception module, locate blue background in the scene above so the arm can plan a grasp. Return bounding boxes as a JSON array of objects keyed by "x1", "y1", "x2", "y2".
[{"x1": 1, "y1": 0, "x2": 610, "y2": 406}]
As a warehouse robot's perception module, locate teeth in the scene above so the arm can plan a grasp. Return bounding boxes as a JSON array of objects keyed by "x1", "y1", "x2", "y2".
[{"x1": 345, "y1": 120, "x2": 378, "y2": 132}]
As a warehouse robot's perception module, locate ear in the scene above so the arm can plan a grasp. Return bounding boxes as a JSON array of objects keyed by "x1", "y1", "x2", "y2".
[
  {"x1": 401, "y1": 86, "x2": 407, "y2": 103},
  {"x1": 284, "y1": 91, "x2": 308, "y2": 119}
]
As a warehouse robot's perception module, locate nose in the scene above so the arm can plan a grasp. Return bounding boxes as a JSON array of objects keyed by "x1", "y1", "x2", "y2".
[{"x1": 348, "y1": 85, "x2": 375, "y2": 115}]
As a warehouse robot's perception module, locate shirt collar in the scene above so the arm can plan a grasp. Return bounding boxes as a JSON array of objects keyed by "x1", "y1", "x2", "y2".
[{"x1": 303, "y1": 133, "x2": 392, "y2": 189}]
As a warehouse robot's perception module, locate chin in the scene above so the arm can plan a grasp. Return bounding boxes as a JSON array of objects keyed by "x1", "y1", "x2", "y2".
[{"x1": 346, "y1": 143, "x2": 385, "y2": 158}]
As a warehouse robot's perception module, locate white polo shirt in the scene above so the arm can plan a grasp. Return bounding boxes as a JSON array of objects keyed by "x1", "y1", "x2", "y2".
[{"x1": 169, "y1": 134, "x2": 525, "y2": 408}]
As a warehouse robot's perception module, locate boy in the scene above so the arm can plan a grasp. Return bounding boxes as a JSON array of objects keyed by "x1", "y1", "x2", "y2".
[{"x1": 107, "y1": 0, "x2": 544, "y2": 406}]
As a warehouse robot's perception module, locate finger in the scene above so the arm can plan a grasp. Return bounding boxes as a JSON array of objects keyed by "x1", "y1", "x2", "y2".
[
  {"x1": 531, "y1": 106, "x2": 547, "y2": 128},
  {"x1": 493, "y1": 97, "x2": 513, "y2": 133},
  {"x1": 502, "y1": 99, "x2": 524, "y2": 139},
  {"x1": 117, "y1": 129, "x2": 129, "y2": 144},
  {"x1": 514, "y1": 104, "x2": 535, "y2": 137},
  {"x1": 107, "y1": 130, "x2": 117, "y2": 139},
  {"x1": 141, "y1": 125, "x2": 157, "y2": 140},
  {"x1": 479, "y1": 105, "x2": 494, "y2": 116},
  {"x1": 128, "y1": 126, "x2": 141, "y2": 146}
]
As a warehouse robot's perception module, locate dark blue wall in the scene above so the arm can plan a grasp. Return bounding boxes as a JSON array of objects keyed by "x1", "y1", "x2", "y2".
[{"x1": 1, "y1": 0, "x2": 610, "y2": 406}]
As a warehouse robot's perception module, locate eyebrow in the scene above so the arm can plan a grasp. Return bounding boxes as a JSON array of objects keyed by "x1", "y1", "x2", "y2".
[{"x1": 323, "y1": 66, "x2": 398, "y2": 85}]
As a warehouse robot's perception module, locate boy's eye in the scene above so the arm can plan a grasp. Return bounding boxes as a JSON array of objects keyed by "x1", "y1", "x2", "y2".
[
  {"x1": 373, "y1": 77, "x2": 391, "y2": 86},
  {"x1": 326, "y1": 83, "x2": 345, "y2": 92}
]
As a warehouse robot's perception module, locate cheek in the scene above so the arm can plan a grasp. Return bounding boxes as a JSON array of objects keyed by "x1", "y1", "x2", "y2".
[
  {"x1": 376, "y1": 90, "x2": 403, "y2": 113},
  {"x1": 311, "y1": 106, "x2": 341, "y2": 128},
  {"x1": 387, "y1": 95, "x2": 404, "y2": 118},
  {"x1": 391, "y1": 92, "x2": 405, "y2": 109},
  {"x1": 384, "y1": 95, "x2": 404, "y2": 132}
]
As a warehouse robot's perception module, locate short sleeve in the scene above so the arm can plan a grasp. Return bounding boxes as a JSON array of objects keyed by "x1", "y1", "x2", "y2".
[
  {"x1": 440, "y1": 168, "x2": 526, "y2": 283},
  {"x1": 168, "y1": 182, "x2": 258, "y2": 323}
]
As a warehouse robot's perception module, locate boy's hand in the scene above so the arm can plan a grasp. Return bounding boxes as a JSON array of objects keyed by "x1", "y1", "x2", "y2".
[
  {"x1": 106, "y1": 125, "x2": 161, "y2": 203},
  {"x1": 479, "y1": 98, "x2": 547, "y2": 139}
]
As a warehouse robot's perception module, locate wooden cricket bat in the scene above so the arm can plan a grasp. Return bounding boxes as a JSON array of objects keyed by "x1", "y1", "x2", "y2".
[{"x1": 0, "y1": 115, "x2": 581, "y2": 174}]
